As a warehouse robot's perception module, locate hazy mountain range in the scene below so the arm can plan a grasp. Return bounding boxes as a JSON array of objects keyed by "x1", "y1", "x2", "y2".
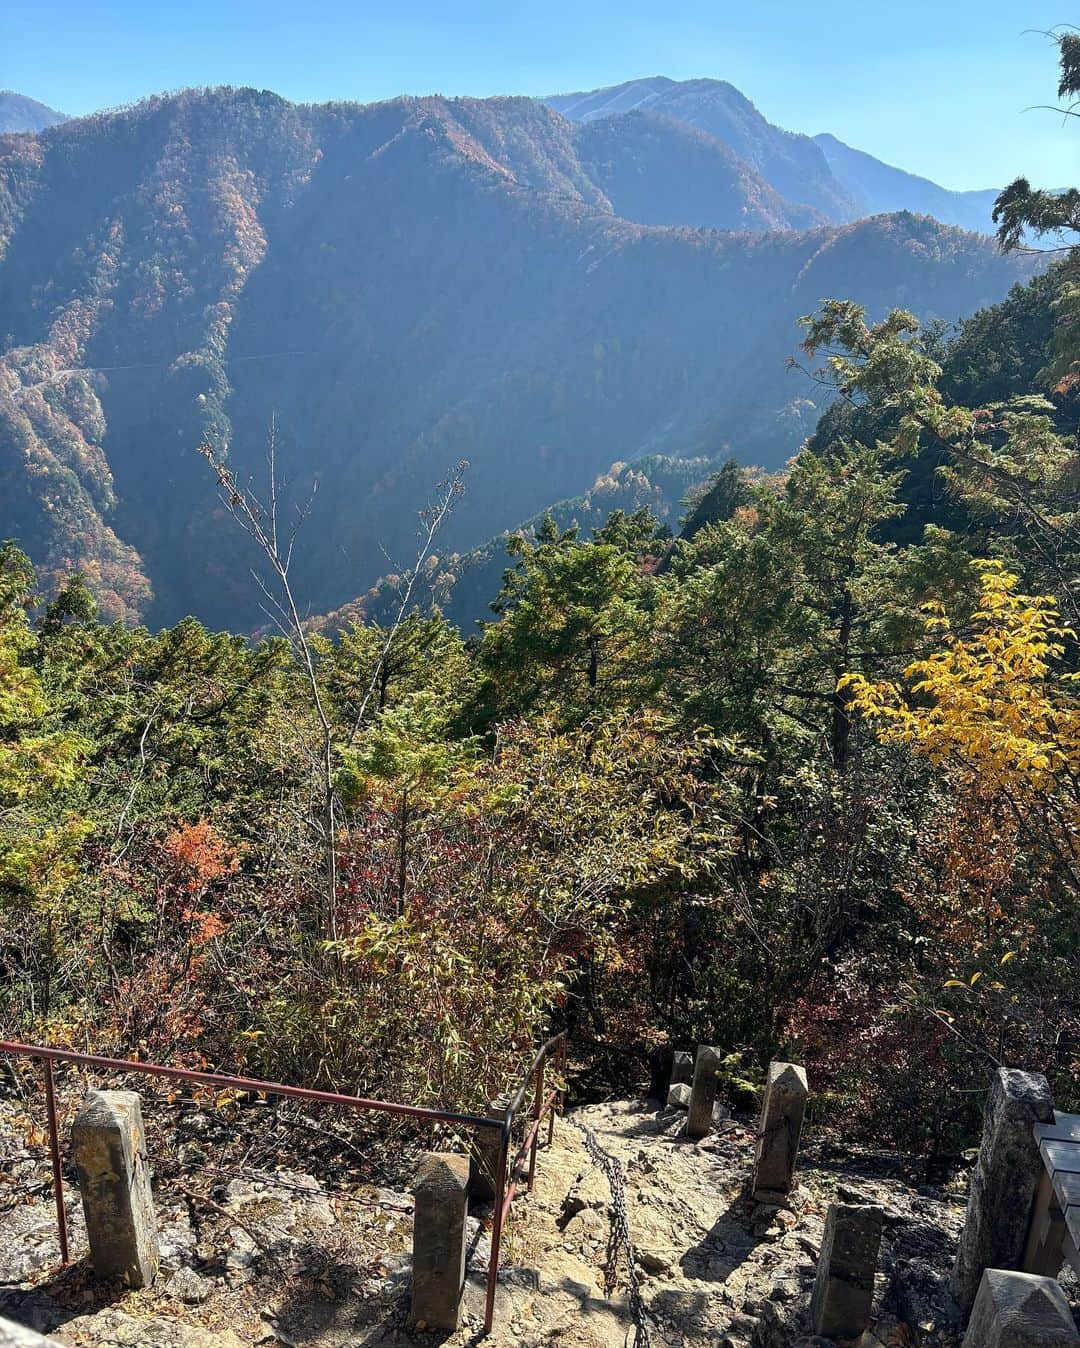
[
  {"x1": 0, "y1": 81, "x2": 1036, "y2": 627},
  {"x1": 0, "y1": 91, "x2": 67, "y2": 133}
]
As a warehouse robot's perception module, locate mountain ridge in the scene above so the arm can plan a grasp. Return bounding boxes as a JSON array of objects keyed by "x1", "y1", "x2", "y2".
[
  {"x1": 545, "y1": 75, "x2": 857, "y2": 221},
  {"x1": 812, "y1": 131, "x2": 999, "y2": 234},
  {"x1": 0, "y1": 86, "x2": 1037, "y2": 626},
  {"x1": 545, "y1": 75, "x2": 1003, "y2": 235}
]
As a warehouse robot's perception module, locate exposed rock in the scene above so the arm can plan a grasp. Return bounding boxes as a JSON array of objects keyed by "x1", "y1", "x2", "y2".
[
  {"x1": 0, "y1": 1317, "x2": 63, "y2": 1348},
  {"x1": 55, "y1": 1310, "x2": 244, "y2": 1348},
  {"x1": 0, "y1": 1089, "x2": 1005, "y2": 1348},
  {"x1": 667, "y1": 1084, "x2": 692, "y2": 1110},
  {"x1": 166, "y1": 1268, "x2": 212, "y2": 1305}
]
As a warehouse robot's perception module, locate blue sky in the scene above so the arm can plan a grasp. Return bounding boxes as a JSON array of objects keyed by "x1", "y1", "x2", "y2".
[{"x1": 3, "y1": 1, "x2": 1076, "y2": 190}]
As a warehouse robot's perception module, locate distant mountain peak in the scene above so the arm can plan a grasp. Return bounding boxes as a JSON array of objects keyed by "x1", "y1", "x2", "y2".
[
  {"x1": 544, "y1": 76, "x2": 1002, "y2": 234},
  {"x1": 0, "y1": 91, "x2": 68, "y2": 134},
  {"x1": 545, "y1": 76, "x2": 856, "y2": 222}
]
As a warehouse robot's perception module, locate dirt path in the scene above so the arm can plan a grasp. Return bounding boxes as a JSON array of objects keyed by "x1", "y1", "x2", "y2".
[{"x1": 0, "y1": 1092, "x2": 994, "y2": 1348}]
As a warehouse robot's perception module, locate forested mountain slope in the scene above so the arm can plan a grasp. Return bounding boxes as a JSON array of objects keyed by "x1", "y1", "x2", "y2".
[{"x1": 0, "y1": 87, "x2": 1035, "y2": 626}]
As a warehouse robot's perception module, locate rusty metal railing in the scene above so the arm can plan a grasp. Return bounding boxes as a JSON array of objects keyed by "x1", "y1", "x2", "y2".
[
  {"x1": 485, "y1": 1031, "x2": 567, "y2": 1328},
  {"x1": 0, "y1": 1035, "x2": 567, "y2": 1334}
]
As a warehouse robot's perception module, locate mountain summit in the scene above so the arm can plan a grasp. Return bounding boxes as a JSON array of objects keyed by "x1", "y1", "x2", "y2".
[
  {"x1": 545, "y1": 76, "x2": 856, "y2": 221},
  {"x1": 545, "y1": 76, "x2": 1000, "y2": 234}
]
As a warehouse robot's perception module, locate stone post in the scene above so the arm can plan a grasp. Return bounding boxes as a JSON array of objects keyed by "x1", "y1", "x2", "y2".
[
  {"x1": 469, "y1": 1097, "x2": 509, "y2": 1204},
  {"x1": 752, "y1": 1060, "x2": 808, "y2": 1196},
  {"x1": 961, "y1": 1269, "x2": 1080, "y2": 1347},
  {"x1": 670, "y1": 1051, "x2": 693, "y2": 1089},
  {"x1": 0, "y1": 1320, "x2": 65, "y2": 1348},
  {"x1": 810, "y1": 1202, "x2": 884, "y2": 1341},
  {"x1": 950, "y1": 1068, "x2": 1055, "y2": 1311},
  {"x1": 411, "y1": 1151, "x2": 470, "y2": 1332},
  {"x1": 686, "y1": 1045, "x2": 721, "y2": 1140},
  {"x1": 71, "y1": 1090, "x2": 159, "y2": 1288}
]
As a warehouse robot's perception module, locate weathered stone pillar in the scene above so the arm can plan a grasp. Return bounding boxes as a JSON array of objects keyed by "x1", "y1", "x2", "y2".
[
  {"x1": 411, "y1": 1151, "x2": 470, "y2": 1332},
  {"x1": 468, "y1": 1097, "x2": 508, "y2": 1203},
  {"x1": 950, "y1": 1068, "x2": 1055, "y2": 1310},
  {"x1": 961, "y1": 1268, "x2": 1080, "y2": 1347},
  {"x1": 0, "y1": 1320, "x2": 65, "y2": 1347},
  {"x1": 752, "y1": 1060, "x2": 808, "y2": 1195},
  {"x1": 810, "y1": 1202, "x2": 884, "y2": 1339},
  {"x1": 670, "y1": 1051, "x2": 693, "y2": 1089},
  {"x1": 686, "y1": 1045, "x2": 721, "y2": 1140},
  {"x1": 71, "y1": 1090, "x2": 159, "y2": 1288}
]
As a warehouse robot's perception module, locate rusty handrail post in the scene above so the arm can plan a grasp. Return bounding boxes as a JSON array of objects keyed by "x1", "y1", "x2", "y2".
[
  {"x1": 2, "y1": 1033, "x2": 566, "y2": 1335},
  {"x1": 548, "y1": 1036, "x2": 566, "y2": 1147},
  {"x1": 42, "y1": 1058, "x2": 70, "y2": 1264},
  {"x1": 527, "y1": 1058, "x2": 545, "y2": 1191},
  {"x1": 483, "y1": 1122, "x2": 511, "y2": 1334}
]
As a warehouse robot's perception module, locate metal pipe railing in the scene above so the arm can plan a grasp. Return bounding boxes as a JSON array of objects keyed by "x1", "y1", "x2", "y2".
[
  {"x1": 0, "y1": 1032, "x2": 568, "y2": 1336},
  {"x1": 484, "y1": 1032, "x2": 566, "y2": 1330}
]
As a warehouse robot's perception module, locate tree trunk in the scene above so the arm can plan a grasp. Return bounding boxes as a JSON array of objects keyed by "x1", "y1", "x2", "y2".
[{"x1": 396, "y1": 791, "x2": 410, "y2": 916}]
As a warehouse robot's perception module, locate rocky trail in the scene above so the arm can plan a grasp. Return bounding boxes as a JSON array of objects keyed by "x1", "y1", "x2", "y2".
[{"x1": 0, "y1": 1088, "x2": 1073, "y2": 1348}]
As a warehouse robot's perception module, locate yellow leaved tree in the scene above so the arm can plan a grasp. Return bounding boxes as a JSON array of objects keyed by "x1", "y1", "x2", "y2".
[
  {"x1": 0, "y1": 573, "x2": 89, "y2": 908},
  {"x1": 839, "y1": 562, "x2": 1080, "y2": 1085},
  {"x1": 842, "y1": 561, "x2": 1080, "y2": 801},
  {"x1": 841, "y1": 561, "x2": 1080, "y2": 1018}
]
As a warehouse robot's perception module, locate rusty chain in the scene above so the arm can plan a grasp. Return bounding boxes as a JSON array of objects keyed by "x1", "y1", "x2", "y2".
[{"x1": 571, "y1": 1117, "x2": 654, "y2": 1348}]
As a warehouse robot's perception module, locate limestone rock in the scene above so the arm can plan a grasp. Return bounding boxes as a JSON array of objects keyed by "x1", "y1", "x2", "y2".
[
  {"x1": 166, "y1": 1268, "x2": 212, "y2": 1305},
  {"x1": 53, "y1": 1309, "x2": 244, "y2": 1347},
  {"x1": 0, "y1": 1318, "x2": 63, "y2": 1348}
]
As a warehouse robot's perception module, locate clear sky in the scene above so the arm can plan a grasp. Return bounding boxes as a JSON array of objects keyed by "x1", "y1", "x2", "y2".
[{"x1": 3, "y1": 0, "x2": 1076, "y2": 191}]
